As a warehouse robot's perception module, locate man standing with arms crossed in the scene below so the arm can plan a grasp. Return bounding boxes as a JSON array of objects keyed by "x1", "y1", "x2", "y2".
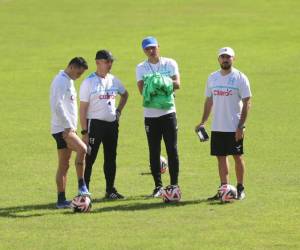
[
  {"x1": 136, "y1": 36, "x2": 181, "y2": 197},
  {"x1": 50, "y1": 57, "x2": 90, "y2": 209},
  {"x1": 195, "y1": 47, "x2": 252, "y2": 200},
  {"x1": 80, "y1": 50, "x2": 128, "y2": 199}
]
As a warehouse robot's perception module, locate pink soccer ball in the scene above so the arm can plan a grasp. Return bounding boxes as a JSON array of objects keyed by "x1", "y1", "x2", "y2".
[
  {"x1": 218, "y1": 184, "x2": 237, "y2": 203},
  {"x1": 71, "y1": 195, "x2": 92, "y2": 213},
  {"x1": 162, "y1": 185, "x2": 181, "y2": 203}
]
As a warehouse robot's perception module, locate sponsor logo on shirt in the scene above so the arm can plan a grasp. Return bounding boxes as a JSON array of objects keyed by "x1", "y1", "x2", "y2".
[
  {"x1": 213, "y1": 89, "x2": 232, "y2": 96},
  {"x1": 98, "y1": 94, "x2": 116, "y2": 100}
]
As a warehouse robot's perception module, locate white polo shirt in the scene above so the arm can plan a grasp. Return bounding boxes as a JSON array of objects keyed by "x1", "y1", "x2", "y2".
[
  {"x1": 136, "y1": 57, "x2": 179, "y2": 118},
  {"x1": 80, "y1": 72, "x2": 126, "y2": 122},
  {"x1": 50, "y1": 70, "x2": 78, "y2": 134},
  {"x1": 205, "y1": 67, "x2": 252, "y2": 132}
]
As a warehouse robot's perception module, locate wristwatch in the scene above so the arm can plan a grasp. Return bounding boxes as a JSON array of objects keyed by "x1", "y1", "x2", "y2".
[{"x1": 81, "y1": 129, "x2": 88, "y2": 135}]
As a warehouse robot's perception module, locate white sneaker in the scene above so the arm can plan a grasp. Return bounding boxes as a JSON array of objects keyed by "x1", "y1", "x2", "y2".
[{"x1": 152, "y1": 186, "x2": 164, "y2": 198}]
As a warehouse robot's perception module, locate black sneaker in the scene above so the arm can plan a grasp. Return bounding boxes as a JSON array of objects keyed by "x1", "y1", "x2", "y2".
[
  {"x1": 236, "y1": 184, "x2": 246, "y2": 200},
  {"x1": 237, "y1": 189, "x2": 246, "y2": 200},
  {"x1": 207, "y1": 193, "x2": 220, "y2": 201},
  {"x1": 105, "y1": 188, "x2": 125, "y2": 200},
  {"x1": 152, "y1": 186, "x2": 163, "y2": 198}
]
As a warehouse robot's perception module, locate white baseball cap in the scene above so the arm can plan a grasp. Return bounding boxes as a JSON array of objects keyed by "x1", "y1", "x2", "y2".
[{"x1": 218, "y1": 47, "x2": 235, "y2": 57}]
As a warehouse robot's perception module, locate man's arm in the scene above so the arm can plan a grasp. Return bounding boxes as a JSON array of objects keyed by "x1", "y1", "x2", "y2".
[
  {"x1": 171, "y1": 74, "x2": 180, "y2": 90},
  {"x1": 79, "y1": 101, "x2": 89, "y2": 144},
  {"x1": 53, "y1": 82, "x2": 73, "y2": 131},
  {"x1": 237, "y1": 97, "x2": 251, "y2": 128},
  {"x1": 235, "y1": 97, "x2": 251, "y2": 141},
  {"x1": 137, "y1": 80, "x2": 144, "y2": 95},
  {"x1": 117, "y1": 90, "x2": 129, "y2": 112},
  {"x1": 79, "y1": 101, "x2": 89, "y2": 131},
  {"x1": 195, "y1": 96, "x2": 213, "y2": 130}
]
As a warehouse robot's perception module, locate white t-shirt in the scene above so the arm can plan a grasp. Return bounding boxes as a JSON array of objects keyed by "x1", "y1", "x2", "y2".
[
  {"x1": 50, "y1": 70, "x2": 78, "y2": 134},
  {"x1": 80, "y1": 72, "x2": 126, "y2": 122},
  {"x1": 205, "y1": 68, "x2": 252, "y2": 132},
  {"x1": 136, "y1": 57, "x2": 179, "y2": 118}
]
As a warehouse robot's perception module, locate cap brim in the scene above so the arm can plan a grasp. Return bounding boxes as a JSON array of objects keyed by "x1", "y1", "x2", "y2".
[
  {"x1": 218, "y1": 53, "x2": 234, "y2": 57},
  {"x1": 143, "y1": 43, "x2": 158, "y2": 49}
]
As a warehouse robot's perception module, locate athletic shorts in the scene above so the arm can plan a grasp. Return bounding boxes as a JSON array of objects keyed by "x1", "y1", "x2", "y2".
[
  {"x1": 211, "y1": 131, "x2": 244, "y2": 156},
  {"x1": 52, "y1": 132, "x2": 67, "y2": 149}
]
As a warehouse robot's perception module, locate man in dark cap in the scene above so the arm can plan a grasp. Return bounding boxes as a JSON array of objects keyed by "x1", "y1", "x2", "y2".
[{"x1": 79, "y1": 50, "x2": 129, "y2": 199}]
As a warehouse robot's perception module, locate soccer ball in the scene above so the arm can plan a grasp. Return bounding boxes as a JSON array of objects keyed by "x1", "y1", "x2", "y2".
[
  {"x1": 71, "y1": 195, "x2": 92, "y2": 212},
  {"x1": 148, "y1": 155, "x2": 168, "y2": 174},
  {"x1": 161, "y1": 185, "x2": 181, "y2": 203},
  {"x1": 218, "y1": 184, "x2": 237, "y2": 203},
  {"x1": 160, "y1": 156, "x2": 168, "y2": 174}
]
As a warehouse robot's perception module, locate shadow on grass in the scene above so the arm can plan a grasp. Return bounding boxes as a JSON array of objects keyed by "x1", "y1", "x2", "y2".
[
  {"x1": 0, "y1": 202, "x2": 57, "y2": 218},
  {"x1": 0, "y1": 195, "x2": 150, "y2": 218},
  {"x1": 0, "y1": 196, "x2": 224, "y2": 218},
  {"x1": 88, "y1": 198, "x2": 208, "y2": 214},
  {"x1": 91, "y1": 194, "x2": 159, "y2": 203}
]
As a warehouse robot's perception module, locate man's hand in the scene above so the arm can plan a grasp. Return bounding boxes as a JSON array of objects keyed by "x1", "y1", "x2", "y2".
[
  {"x1": 116, "y1": 108, "x2": 121, "y2": 122},
  {"x1": 235, "y1": 127, "x2": 245, "y2": 141},
  {"x1": 195, "y1": 124, "x2": 209, "y2": 142},
  {"x1": 195, "y1": 123, "x2": 204, "y2": 132}
]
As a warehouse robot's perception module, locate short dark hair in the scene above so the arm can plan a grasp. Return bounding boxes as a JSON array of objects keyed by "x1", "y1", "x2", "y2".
[
  {"x1": 95, "y1": 50, "x2": 114, "y2": 61},
  {"x1": 68, "y1": 57, "x2": 88, "y2": 69}
]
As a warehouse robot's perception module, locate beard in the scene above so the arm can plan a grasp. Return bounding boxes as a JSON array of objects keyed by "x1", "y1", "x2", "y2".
[{"x1": 220, "y1": 62, "x2": 232, "y2": 70}]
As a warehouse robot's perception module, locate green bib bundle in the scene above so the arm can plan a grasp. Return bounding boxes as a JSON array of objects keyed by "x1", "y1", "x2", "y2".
[{"x1": 142, "y1": 73, "x2": 174, "y2": 109}]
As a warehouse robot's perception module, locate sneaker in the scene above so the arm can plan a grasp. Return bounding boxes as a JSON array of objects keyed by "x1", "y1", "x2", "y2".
[
  {"x1": 207, "y1": 193, "x2": 220, "y2": 201},
  {"x1": 56, "y1": 200, "x2": 71, "y2": 209},
  {"x1": 237, "y1": 189, "x2": 246, "y2": 200},
  {"x1": 152, "y1": 186, "x2": 164, "y2": 198},
  {"x1": 105, "y1": 188, "x2": 125, "y2": 200},
  {"x1": 78, "y1": 185, "x2": 91, "y2": 196}
]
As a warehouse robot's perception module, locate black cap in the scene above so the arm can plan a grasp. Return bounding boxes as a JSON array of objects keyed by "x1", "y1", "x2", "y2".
[{"x1": 95, "y1": 50, "x2": 114, "y2": 61}]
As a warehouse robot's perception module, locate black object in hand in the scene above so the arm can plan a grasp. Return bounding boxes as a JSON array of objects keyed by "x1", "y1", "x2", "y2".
[{"x1": 196, "y1": 127, "x2": 209, "y2": 142}]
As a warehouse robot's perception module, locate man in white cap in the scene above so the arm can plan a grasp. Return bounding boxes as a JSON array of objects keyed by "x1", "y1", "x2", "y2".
[
  {"x1": 195, "y1": 47, "x2": 252, "y2": 200},
  {"x1": 136, "y1": 36, "x2": 181, "y2": 197}
]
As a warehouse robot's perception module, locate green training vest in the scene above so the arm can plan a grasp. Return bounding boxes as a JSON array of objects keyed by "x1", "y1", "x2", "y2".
[{"x1": 142, "y1": 73, "x2": 174, "y2": 109}]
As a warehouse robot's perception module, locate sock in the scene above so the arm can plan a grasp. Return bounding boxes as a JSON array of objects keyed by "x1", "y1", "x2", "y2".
[
  {"x1": 78, "y1": 178, "x2": 85, "y2": 189},
  {"x1": 58, "y1": 192, "x2": 66, "y2": 203}
]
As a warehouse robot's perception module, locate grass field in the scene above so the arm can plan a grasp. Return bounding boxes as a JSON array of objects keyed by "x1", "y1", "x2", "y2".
[{"x1": 0, "y1": 0, "x2": 300, "y2": 249}]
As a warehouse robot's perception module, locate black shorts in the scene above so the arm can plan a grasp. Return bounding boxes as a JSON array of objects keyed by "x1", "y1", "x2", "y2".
[
  {"x1": 211, "y1": 131, "x2": 244, "y2": 156},
  {"x1": 52, "y1": 132, "x2": 67, "y2": 149}
]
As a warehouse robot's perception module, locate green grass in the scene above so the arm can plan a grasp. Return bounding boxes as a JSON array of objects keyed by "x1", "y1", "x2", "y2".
[{"x1": 0, "y1": 0, "x2": 300, "y2": 249}]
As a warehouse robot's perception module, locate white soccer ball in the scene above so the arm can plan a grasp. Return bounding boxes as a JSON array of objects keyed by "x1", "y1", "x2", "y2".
[
  {"x1": 71, "y1": 195, "x2": 92, "y2": 212},
  {"x1": 161, "y1": 185, "x2": 181, "y2": 203},
  {"x1": 218, "y1": 184, "x2": 237, "y2": 202},
  {"x1": 160, "y1": 156, "x2": 168, "y2": 174}
]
